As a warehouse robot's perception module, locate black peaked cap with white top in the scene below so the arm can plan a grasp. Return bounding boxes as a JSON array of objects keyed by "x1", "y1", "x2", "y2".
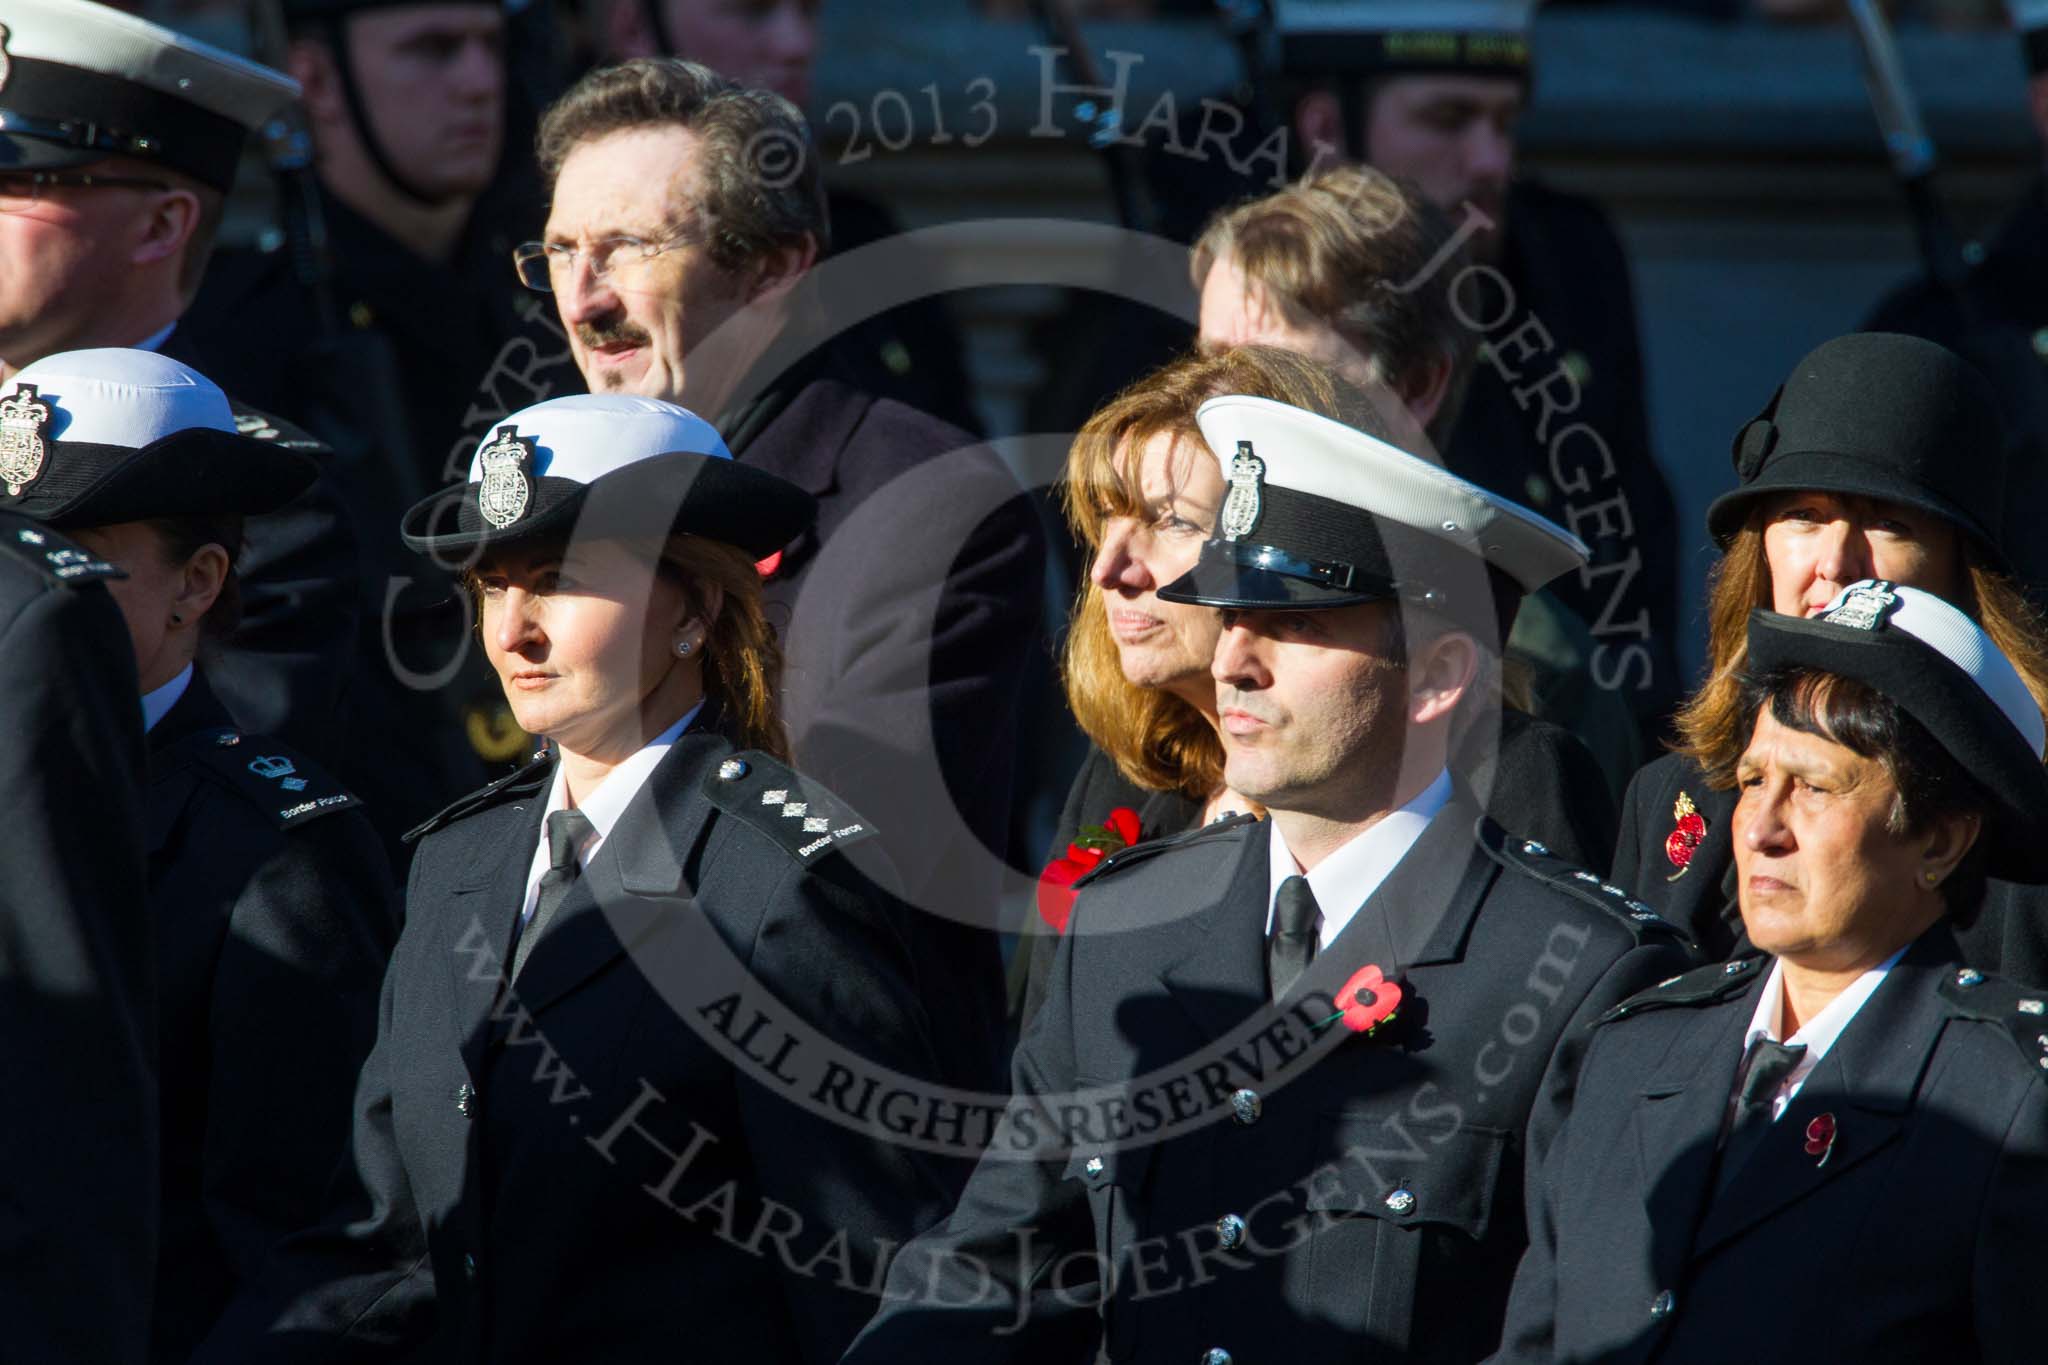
[
  {"x1": 0, "y1": 349, "x2": 314, "y2": 527},
  {"x1": 0, "y1": 0, "x2": 299, "y2": 192},
  {"x1": 1747, "y1": 580, "x2": 2048, "y2": 881},
  {"x1": 400, "y1": 394, "x2": 813, "y2": 560},
  {"x1": 1273, "y1": 0, "x2": 1539, "y2": 77},
  {"x1": 1158, "y1": 394, "x2": 1586, "y2": 636}
]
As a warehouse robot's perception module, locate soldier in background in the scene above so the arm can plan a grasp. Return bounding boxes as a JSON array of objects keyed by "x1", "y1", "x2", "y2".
[
  {"x1": 583, "y1": 0, "x2": 983, "y2": 431},
  {"x1": 1034, "y1": 0, "x2": 1685, "y2": 748},
  {"x1": 1864, "y1": 0, "x2": 2048, "y2": 603}
]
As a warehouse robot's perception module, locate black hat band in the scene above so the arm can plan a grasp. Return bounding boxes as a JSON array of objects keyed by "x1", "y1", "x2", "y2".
[{"x1": 0, "y1": 56, "x2": 247, "y2": 190}]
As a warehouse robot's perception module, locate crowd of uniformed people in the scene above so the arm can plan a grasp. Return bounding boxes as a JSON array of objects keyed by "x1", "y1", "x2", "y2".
[{"x1": 3, "y1": 0, "x2": 2047, "y2": 1361}]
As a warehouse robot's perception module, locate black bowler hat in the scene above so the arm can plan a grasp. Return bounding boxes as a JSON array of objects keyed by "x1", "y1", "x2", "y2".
[
  {"x1": 0, "y1": 349, "x2": 315, "y2": 527},
  {"x1": 399, "y1": 395, "x2": 813, "y2": 560},
  {"x1": 1157, "y1": 394, "x2": 1586, "y2": 636},
  {"x1": 1747, "y1": 581, "x2": 2048, "y2": 881},
  {"x1": 0, "y1": 0, "x2": 299, "y2": 193},
  {"x1": 1706, "y1": 333, "x2": 2009, "y2": 566}
]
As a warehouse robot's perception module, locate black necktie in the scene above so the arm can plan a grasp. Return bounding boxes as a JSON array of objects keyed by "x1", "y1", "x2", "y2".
[
  {"x1": 1268, "y1": 875, "x2": 1321, "y2": 1003},
  {"x1": 1713, "y1": 1036, "x2": 1807, "y2": 1197},
  {"x1": 510, "y1": 809, "x2": 595, "y2": 984}
]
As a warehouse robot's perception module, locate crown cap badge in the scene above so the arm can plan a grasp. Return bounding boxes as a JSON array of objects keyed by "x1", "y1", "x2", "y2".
[
  {"x1": 0, "y1": 382, "x2": 52, "y2": 498},
  {"x1": 476, "y1": 425, "x2": 534, "y2": 529},
  {"x1": 1822, "y1": 580, "x2": 1902, "y2": 633},
  {"x1": 1220, "y1": 440, "x2": 1266, "y2": 542}
]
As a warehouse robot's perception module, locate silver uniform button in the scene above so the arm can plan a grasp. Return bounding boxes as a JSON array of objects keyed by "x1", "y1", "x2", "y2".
[
  {"x1": 1202, "y1": 1351, "x2": 1233, "y2": 1365},
  {"x1": 1215, "y1": 1214, "x2": 1247, "y2": 1250},
  {"x1": 1230, "y1": 1088, "x2": 1262, "y2": 1125},
  {"x1": 214, "y1": 732, "x2": 241, "y2": 747},
  {"x1": 1085, "y1": 1156, "x2": 1104, "y2": 1177},
  {"x1": 1957, "y1": 968, "x2": 1985, "y2": 988},
  {"x1": 1384, "y1": 1188, "x2": 1416, "y2": 1215},
  {"x1": 718, "y1": 758, "x2": 750, "y2": 780},
  {"x1": 1650, "y1": 1289, "x2": 1676, "y2": 1319},
  {"x1": 1723, "y1": 962, "x2": 1745, "y2": 975}
]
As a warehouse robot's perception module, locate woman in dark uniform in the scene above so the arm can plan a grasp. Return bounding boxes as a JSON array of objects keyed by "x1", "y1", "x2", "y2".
[
  {"x1": 1497, "y1": 581, "x2": 2048, "y2": 1362},
  {"x1": 1612, "y1": 333, "x2": 2048, "y2": 981},
  {"x1": 197, "y1": 394, "x2": 958, "y2": 1364},
  {"x1": 1, "y1": 348, "x2": 395, "y2": 1361}
]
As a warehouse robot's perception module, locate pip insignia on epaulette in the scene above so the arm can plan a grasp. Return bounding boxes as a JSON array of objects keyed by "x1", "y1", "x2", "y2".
[
  {"x1": 1599, "y1": 955, "x2": 1766, "y2": 1025},
  {"x1": 1073, "y1": 811, "x2": 1260, "y2": 891},
  {"x1": 1938, "y1": 968, "x2": 2048, "y2": 1076},
  {"x1": 183, "y1": 729, "x2": 361, "y2": 830},
  {"x1": 703, "y1": 750, "x2": 877, "y2": 864},
  {"x1": 403, "y1": 751, "x2": 552, "y2": 844},
  {"x1": 0, "y1": 513, "x2": 123, "y2": 584},
  {"x1": 1482, "y1": 820, "x2": 1691, "y2": 947}
]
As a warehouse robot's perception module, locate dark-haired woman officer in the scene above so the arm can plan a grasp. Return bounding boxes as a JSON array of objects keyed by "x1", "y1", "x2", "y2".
[
  {"x1": 0, "y1": 348, "x2": 395, "y2": 1360},
  {"x1": 198, "y1": 394, "x2": 960, "y2": 1364},
  {"x1": 1497, "y1": 581, "x2": 2048, "y2": 1363}
]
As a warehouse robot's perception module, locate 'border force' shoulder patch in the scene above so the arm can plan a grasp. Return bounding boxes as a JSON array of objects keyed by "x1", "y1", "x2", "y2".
[{"x1": 703, "y1": 750, "x2": 878, "y2": 865}]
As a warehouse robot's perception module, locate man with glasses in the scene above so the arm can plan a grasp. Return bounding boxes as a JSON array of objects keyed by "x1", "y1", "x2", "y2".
[{"x1": 525, "y1": 57, "x2": 1043, "y2": 1096}]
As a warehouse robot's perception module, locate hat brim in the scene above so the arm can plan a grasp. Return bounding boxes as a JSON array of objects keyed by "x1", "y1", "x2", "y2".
[
  {"x1": 18, "y1": 429, "x2": 317, "y2": 528},
  {"x1": 0, "y1": 132, "x2": 104, "y2": 174},
  {"x1": 399, "y1": 450, "x2": 814, "y2": 561},
  {"x1": 1706, "y1": 449, "x2": 2007, "y2": 570},
  {"x1": 1156, "y1": 538, "x2": 1398, "y2": 610},
  {"x1": 1746, "y1": 609, "x2": 2048, "y2": 881}
]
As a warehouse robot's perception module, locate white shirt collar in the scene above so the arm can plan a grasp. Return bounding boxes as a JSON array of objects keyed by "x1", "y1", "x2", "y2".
[
  {"x1": 519, "y1": 701, "x2": 701, "y2": 923},
  {"x1": 141, "y1": 663, "x2": 195, "y2": 734},
  {"x1": 1739, "y1": 944, "x2": 1909, "y2": 1119},
  {"x1": 1265, "y1": 768, "x2": 1452, "y2": 950}
]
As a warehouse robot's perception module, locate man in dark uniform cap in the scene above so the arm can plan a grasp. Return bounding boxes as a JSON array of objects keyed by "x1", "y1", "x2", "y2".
[
  {"x1": 0, "y1": 418, "x2": 153, "y2": 1350},
  {"x1": 1037, "y1": 0, "x2": 1684, "y2": 749},
  {"x1": 1494, "y1": 582, "x2": 2048, "y2": 1363},
  {"x1": 1864, "y1": 0, "x2": 2048, "y2": 604},
  {"x1": 843, "y1": 396, "x2": 1693, "y2": 1364},
  {"x1": 0, "y1": 0, "x2": 429, "y2": 848}
]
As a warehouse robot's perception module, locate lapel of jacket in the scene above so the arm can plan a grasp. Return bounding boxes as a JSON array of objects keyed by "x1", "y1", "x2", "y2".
[
  {"x1": 497, "y1": 728, "x2": 728, "y2": 1024},
  {"x1": 1688, "y1": 929, "x2": 1955, "y2": 1258},
  {"x1": 1154, "y1": 828, "x2": 1273, "y2": 1048},
  {"x1": 445, "y1": 793, "x2": 548, "y2": 1077},
  {"x1": 1625, "y1": 981, "x2": 1754, "y2": 1326}
]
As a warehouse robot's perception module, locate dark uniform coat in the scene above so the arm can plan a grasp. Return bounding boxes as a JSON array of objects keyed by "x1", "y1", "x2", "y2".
[
  {"x1": 0, "y1": 516, "x2": 154, "y2": 1364},
  {"x1": 1019, "y1": 713, "x2": 1623, "y2": 1031},
  {"x1": 846, "y1": 799, "x2": 1694, "y2": 1365},
  {"x1": 1491, "y1": 929, "x2": 2048, "y2": 1364},
  {"x1": 1614, "y1": 751, "x2": 2048, "y2": 984},
  {"x1": 196, "y1": 721, "x2": 961, "y2": 1364},
  {"x1": 730, "y1": 356, "x2": 1046, "y2": 1093},
  {"x1": 145, "y1": 670, "x2": 396, "y2": 1361}
]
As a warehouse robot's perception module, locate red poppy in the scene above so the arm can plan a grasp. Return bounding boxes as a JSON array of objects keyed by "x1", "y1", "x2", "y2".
[
  {"x1": 1035, "y1": 807, "x2": 1142, "y2": 934},
  {"x1": 1804, "y1": 1112, "x2": 1837, "y2": 1164},
  {"x1": 1665, "y1": 792, "x2": 1708, "y2": 879},
  {"x1": 1333, "y1": 964, "x2": 1403, "y2": 1036}
]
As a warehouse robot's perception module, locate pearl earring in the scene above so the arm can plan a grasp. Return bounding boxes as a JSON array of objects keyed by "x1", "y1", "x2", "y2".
[{"x1": 676, "y1": 640, "x2": 692, "y2": 657}]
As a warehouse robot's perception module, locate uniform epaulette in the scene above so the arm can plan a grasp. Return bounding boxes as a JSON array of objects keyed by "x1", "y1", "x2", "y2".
[
  {"x1": 1938, "y1": 968, "x2": 2048, "y2": 1078},
  {"x1": 173, "y1": 726, "x2": 362, "y2": 830},
  {"x1": 701, "y1": 750, "x2": 878, "y2": 865},
  {"x1": 0, "y1": 514, "x2": 123, "y2": 585},
  {"x1": 403, "y1": 750, "x2": 552, "y2": 844},
  {"x1": 1598, "y1": 955, "x2": 1767, "y2": 1026},
  {"x1": 1073, "y1": 811, "x2": 1260, "y2": 891},
  {"x1": 1481, "y1": 820, "x2": 1693, "y2": 949}
]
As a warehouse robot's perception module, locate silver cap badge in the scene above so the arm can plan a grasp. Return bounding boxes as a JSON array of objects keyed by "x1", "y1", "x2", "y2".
[
  {"x1": 1220, "y1": 440, "x2": 1266, "y2": 542},
  {"x1": 476, "y1": 425, "x2": 533, "y2": 529},
  {"x1": 0, "y1": 382, "x2": 51, "y2": 497},
  {"x1": 1822, "y1": 580, "x2": 1901, "y2": 632}
]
